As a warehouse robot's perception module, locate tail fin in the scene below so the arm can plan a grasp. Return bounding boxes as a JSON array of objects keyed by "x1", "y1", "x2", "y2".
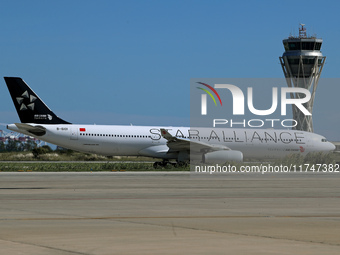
[{"x1": 4, "y1": 77, "x2": 71, "y2": 124}]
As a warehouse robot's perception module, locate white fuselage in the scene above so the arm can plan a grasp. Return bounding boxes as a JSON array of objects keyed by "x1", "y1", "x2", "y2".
[{"x1": 7, "y1": 124, "x2": 335, "y2": 160}]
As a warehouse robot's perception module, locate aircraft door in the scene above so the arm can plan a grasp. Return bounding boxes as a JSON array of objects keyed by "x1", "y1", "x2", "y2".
[{"x1": 70, "y1": 127, "x2": 78, "y2": 140}]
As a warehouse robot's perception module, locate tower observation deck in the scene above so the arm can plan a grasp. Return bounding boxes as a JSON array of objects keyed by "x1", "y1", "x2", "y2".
[{"x1": 279, "y1": 24, "x2": 326, "y2": 132}]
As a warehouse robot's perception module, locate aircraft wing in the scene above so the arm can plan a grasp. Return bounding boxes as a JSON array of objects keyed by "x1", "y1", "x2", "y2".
[{"x1": 160, "y1": 128, "x2": 230, "y2": 153}]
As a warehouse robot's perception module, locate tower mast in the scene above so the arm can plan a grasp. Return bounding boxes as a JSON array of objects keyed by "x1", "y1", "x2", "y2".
[{"x1": 279, "y1": 24, "x2": 326, "y2": 132}]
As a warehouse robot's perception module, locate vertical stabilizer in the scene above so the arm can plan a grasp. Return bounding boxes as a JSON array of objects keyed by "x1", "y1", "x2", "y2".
[{"x1": 4, "y1": 77, "x2": 70, "y2": 124}]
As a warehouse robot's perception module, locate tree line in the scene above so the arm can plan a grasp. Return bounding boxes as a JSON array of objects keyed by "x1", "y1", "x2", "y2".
[{"x1": 0, "y1": 140, "x2": 38, "y2": 152}]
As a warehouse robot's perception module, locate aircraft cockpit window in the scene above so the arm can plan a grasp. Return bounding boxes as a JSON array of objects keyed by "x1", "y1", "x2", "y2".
[{"x1": 321, "y1": 139, "x2": 327, "y2": 142}]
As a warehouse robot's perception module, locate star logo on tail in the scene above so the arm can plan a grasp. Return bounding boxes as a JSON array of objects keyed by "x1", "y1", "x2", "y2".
[{"x1": 16, "y1": 91, "x2": 37, "y2": 111}]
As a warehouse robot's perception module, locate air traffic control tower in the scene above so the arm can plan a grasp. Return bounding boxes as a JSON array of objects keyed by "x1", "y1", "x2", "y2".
[{"x1": 279, "y1": 24, "x2": 326, "y2": 132}]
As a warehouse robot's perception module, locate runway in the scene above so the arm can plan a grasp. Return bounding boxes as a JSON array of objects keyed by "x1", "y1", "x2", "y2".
[{"x1": 0, "y1": 171, "x2": 340, "y2": 255}]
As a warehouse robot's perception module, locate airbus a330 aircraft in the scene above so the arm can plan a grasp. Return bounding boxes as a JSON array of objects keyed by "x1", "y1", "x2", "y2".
[{"x1": 4, "y1": 77, "x2": 335, "y2": 167}]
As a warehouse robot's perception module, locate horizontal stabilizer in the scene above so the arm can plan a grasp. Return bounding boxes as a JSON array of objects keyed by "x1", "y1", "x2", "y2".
[{"x1": 14, "y1": 123, "x2": 46, "y2": 136}]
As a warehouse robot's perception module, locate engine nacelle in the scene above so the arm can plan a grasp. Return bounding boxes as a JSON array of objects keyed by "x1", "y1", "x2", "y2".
[{"x1": 203, "y1": 150, "x2": 243, "y2": 164}]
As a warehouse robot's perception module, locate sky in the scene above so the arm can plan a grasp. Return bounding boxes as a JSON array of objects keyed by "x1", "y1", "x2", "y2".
[{"x1": 0, "y1": 0, "x2": 340, "y2": 140}]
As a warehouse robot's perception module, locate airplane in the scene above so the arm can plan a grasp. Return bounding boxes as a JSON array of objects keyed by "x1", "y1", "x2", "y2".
[{"x1": 4, "y1": 77, "x2": 336, "y2": 167}]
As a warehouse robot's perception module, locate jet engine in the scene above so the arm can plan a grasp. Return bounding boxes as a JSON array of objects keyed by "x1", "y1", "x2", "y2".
[{"x1": 203, "y1": 150, "x2": 243, "y2": 164}]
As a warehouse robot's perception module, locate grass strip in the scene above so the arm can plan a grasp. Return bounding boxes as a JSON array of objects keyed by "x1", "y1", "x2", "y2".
[{"x1": 0, "y1": 162, "x2": 190, "y2": 172}]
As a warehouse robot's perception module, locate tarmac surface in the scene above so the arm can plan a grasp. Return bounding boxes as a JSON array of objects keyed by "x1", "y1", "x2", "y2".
[{"x1": 0, "y1": 171, "x2": 340, "y2": 254}]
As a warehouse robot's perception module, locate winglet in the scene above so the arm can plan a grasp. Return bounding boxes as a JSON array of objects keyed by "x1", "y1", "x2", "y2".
[{"x1": 160, "y1": 128, "x2": 175, "y2": 141}]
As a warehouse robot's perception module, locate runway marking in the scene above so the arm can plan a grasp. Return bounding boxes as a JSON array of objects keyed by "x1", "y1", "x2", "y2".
[
  {"x1": 0, "y1": 237, "x2": 90, "y2": 255},
  {"x1": 0, "y1": 196, "x2": 339, "y2": 200},
  {"x1": 2, "y1": 215, "x2": 340, "y2": 221}
]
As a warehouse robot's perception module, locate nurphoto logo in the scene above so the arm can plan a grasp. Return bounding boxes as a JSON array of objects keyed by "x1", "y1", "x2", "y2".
[
  {"x1": 197, "y1": 82, "x2": 311, "y2": 116},
  {"x1": 196, "y1": 81, "x2": 312, "y2": 129}
]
